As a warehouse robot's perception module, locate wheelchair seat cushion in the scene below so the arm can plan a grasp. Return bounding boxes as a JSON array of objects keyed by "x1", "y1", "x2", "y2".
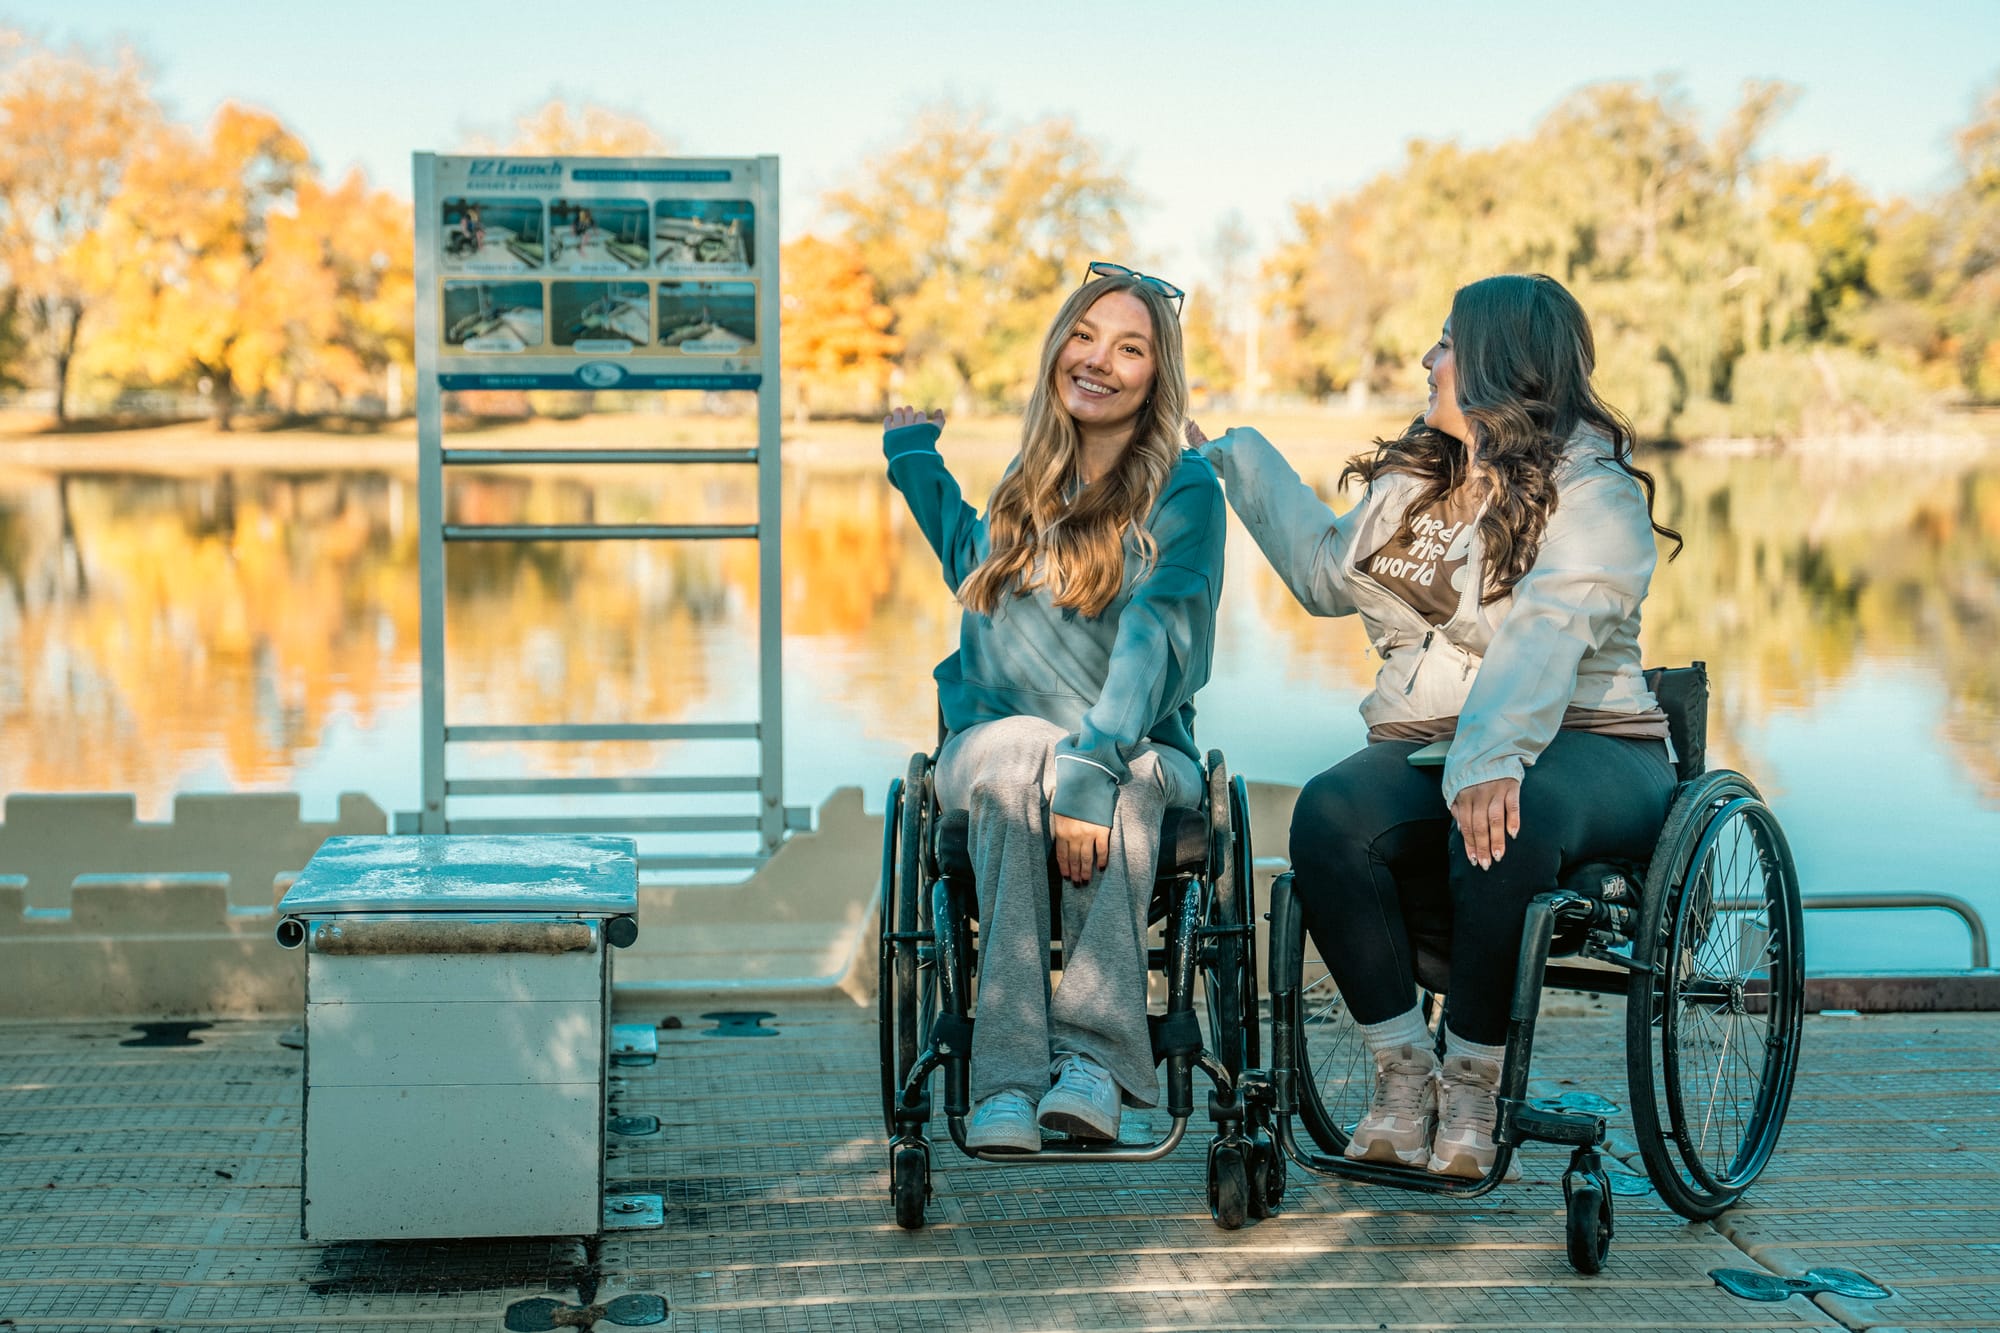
[{"x1": 933, "y1": 805, "x2": 1209, "y2": 883}]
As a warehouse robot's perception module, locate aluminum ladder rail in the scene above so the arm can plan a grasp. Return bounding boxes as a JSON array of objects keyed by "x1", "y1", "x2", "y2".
[{"x1": 405, "y1": 155, "x2": 804, "y2": 873}]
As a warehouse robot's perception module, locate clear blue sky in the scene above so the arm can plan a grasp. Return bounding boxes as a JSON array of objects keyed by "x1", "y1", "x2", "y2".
[{"x1": 10, "y1": 0, "x2": 1998, "y2": 285}]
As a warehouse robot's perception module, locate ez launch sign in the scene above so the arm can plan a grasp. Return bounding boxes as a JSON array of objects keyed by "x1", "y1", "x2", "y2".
[{"x1": 413, "y1": 154, "x2": 778, "y2": 391}]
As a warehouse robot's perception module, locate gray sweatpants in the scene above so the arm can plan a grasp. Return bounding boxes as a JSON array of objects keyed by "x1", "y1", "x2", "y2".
[{"x1": 933, "y1": 714, "x2": 1203, "y2": 1108}]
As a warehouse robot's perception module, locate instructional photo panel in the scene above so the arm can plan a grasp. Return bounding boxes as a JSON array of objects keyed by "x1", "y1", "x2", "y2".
[
  {"x1": 549, "y1": 197, "x2": 652, "y2": 272},
  {"x1": 553, "y1": 281, "x2": 650, "y2": 350},
  {"x1": 657, "y1": 281, "x2": 757, "y2": 355},
  {"x1": 441, "y1": 197, "x2": 546, "y2": 273},
  {"x1": 653, "y1": 199, "x2": 755, "y2": 272},
  {"x1": 442, "y1": 280, "x2": 546, "y2": 351}
]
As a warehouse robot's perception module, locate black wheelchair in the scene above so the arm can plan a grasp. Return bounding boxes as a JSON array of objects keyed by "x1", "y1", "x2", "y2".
[
  {"x1": 877, "y1": 742, "x2": 1263, "y2": 1230},
  {"x1": 1243, "y1": 663, "x2": 1806, "y2": 1273}
]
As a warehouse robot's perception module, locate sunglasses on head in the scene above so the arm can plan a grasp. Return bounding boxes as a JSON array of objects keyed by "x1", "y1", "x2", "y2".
[{"x1": 1086, "y1": 261, "x2": 1185, "y2": 314}]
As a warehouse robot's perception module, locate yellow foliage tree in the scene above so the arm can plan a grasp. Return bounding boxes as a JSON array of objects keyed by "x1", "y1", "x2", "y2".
[
  {"x1": 85, "y1": 103, "x2": 312, "y2": 428},
  {"x1": 293, "y1": 169, "x2": 414, "y2": 412},
  {"x1": 0, "y1": 35, "x2": 159, "y2": 421},
  {"x1": 827, "y1": 102, "x2": 1137, "y2": 412},
  {"x1": 780, "y1": 234, "x2": 899, "y2": 422}
]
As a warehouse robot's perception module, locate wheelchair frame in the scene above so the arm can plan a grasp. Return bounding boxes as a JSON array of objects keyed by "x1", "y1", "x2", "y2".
[
  {"x1": 1238, "y1": 663, "x2": 1808, "y2": 1273},
  {"x1": 878, "y1": 745, "x2": 1265, "y2": 1230}
]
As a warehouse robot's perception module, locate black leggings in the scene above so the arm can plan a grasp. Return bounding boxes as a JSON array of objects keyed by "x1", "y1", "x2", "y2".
[{"x1": 1289, "y1": 730, "x2": 1675, "y2": 1045}]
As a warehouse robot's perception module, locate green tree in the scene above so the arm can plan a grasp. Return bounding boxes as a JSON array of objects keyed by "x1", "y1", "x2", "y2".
[{"x1": 1937, "y1": 79, "x2": 2000, "y2": 398}]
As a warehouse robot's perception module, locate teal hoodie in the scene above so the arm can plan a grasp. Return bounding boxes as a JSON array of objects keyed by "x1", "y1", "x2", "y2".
[{"x1": 885, "y1": 420, "x2": 1225, "y2": 826}]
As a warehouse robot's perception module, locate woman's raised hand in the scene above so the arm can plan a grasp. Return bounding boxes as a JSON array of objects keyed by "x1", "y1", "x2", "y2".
[
  {"x1": 1184, "y1": 419, "x2": 1210, "y2": 447},
  {"x1": 884, "y1": 405, "x2": 946, "y2": 431}
]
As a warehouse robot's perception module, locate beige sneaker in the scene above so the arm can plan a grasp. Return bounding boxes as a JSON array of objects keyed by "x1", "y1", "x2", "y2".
[
  {"x1": 1428, "y1": 1054, "x2": 1506, "y2": 1179},
  {"x1": 1344, "y1": 1044, "x2": 1440, "y2": 1167}
]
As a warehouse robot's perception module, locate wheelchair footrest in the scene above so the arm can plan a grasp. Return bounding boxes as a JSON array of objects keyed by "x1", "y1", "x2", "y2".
[{"x1": 1498, "y1": 1096, "x2": 1605, "y2": 1147}]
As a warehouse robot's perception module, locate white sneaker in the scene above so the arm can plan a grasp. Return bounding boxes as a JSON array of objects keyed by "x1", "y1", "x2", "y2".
[
  {"x1": 1429, "y1": 1054, "x2": 1514, "y2": 1180},
  {"x1": 1037, "y1": 1054, "x2": 1121, "y2": 1141},
  {"x1": 965, "y1": 1090, "x2": 1041, "y2": 1153},
  {"x1": 1345, "y1": 1044, "x2": 1440, "y2": 1167}
]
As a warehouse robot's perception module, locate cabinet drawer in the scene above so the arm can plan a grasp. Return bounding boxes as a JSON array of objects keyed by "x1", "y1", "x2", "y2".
[
  {"x1": 308, "y1": 949, "x2": 604, "y2": 1004},
  {"x1": 308, "y1": 1000, "x2": 602, "y2": 1086},
  {"x1": 304, "y1": 1082, "x2": 601, "y2": 1240}
]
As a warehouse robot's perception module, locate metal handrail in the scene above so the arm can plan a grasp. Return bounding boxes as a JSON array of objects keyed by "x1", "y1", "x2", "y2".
[
  {"x1": 1257, "y1": 851, "x2": 1989, "y2": 969},
  {"x1": 1795, "y1": 893, "x2": 1989, "y2": 970}
]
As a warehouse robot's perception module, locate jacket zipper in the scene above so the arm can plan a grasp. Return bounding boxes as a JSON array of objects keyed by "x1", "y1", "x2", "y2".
[{"x1": 1403, "y1": 630, "x2": 1434, "y2": 694}]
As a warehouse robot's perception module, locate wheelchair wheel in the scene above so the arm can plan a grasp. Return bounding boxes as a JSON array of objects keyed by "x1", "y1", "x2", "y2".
[
  {"x1": 1200, "y1": 755, "x2": 1258, "y2": 1080},
  {"x1": 878, "y1": 753, "x2": 937, "y2": 1137},
  {"x1": 1626, "y1": 770, "x2": 1804, "y2": 1220},
  {"x1": 1288, "y1": 928, "x2": 1375, "y2": 1157},
  {"x1": 892, "y1": 1141, "x2": 930, "y2": 1230},
  {"x1": 1563, "y1": 1168, "x2": 1613, "y2": 1274}
]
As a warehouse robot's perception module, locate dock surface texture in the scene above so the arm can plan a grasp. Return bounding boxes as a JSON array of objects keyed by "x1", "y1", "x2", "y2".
[{"x1": 0, "y1": 1008, "x2": 1994, "y2": 1333}]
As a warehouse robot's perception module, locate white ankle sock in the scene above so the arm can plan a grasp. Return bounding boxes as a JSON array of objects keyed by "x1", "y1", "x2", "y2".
[
  {"x1": 1443, "y1": 1028, "x2": 1506, "y2": 1067},
  {"x1": 1359, "y1": 1006, "x2": 1432, "y2": 1056}
]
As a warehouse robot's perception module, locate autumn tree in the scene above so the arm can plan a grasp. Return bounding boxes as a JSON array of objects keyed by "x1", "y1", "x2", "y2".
[
  {"x1": 0, "y1": 35, "x2": 159, "y2": 421},
  {"x1": 780, "y1": 234, "x2": 899, "y2": 422},
  {"x1": 294, "y1": 170, "x2": 413, "y2": 413},
  {"x1": 87, "y1": 104, "x2": 311, "y2": 427},
  {"x1": 827, "y1": 103, "x2": 1138, "y2": 412}
]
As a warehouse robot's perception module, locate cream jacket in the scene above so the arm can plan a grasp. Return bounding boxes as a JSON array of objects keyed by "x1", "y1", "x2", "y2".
[{"x1": 1202, "y1": 426, "x2": 1665, "y2": 804}]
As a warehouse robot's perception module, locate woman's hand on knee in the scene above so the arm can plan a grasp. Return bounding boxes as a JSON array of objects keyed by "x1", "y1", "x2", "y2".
[
  {"x1": 884, "y1": 404, "x2": 945, "y2": 431},
  {"x1": 1051, "y1": 813, "x2": 1110, "y2": 885},
  {"x1": 1451, "y1": 777, "x2": 1521, "y2": 870}
]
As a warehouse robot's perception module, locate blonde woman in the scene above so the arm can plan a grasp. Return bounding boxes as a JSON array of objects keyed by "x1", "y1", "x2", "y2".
[{"x1": 883, "y1": 265, "x2": 1226, "y2": 1153}]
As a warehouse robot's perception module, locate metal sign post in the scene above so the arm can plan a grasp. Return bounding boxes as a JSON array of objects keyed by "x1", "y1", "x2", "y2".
[{"x1": 406, "y1": 153, "x2": 800, "y2": 870}]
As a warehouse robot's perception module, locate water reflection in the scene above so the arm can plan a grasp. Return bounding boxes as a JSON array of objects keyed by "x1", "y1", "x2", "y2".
[{"x1": 1, "y1": 439, "x2": 1995, "y2": 969}]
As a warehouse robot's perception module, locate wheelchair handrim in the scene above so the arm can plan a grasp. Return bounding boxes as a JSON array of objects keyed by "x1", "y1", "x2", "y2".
[{"x1": 1657, "y1": 794, "x2": 1803, "y2": 1196}]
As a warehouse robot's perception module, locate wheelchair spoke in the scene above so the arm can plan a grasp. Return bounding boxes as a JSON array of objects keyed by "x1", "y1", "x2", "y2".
[
  {"x1": 1294, "y1": 955, "x2": 1375, "y2": 1152},
  {"x1": 1666, "y1": 796, "x2": 1790, "y2": 1188}
]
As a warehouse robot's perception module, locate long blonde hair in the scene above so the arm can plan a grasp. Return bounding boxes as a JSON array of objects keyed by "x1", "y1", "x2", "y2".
[{"x1": 958, "y1": 275, "x2": 1188, "y2": 618}]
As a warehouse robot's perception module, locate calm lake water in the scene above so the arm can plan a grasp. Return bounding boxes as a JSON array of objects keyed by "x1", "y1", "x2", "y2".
[{"x1": 3, "y1": 431, "x2": 1996, "y2": 972}]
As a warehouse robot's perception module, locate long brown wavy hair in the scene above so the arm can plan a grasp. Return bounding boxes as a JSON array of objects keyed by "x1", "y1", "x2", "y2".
[
  {"x1": 1342, "y1": 273, "x2": 1682, "y2": 601},
  {"x1": 958, "y1": 274, "x2": 1189, "y2": 618}
]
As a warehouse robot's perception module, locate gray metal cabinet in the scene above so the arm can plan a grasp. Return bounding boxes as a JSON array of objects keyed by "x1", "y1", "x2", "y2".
[{"x1": 277, "y1": 835, "x2": 638, "y2": 1241}]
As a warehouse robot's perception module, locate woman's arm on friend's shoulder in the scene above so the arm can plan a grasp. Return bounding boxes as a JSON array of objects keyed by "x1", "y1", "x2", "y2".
[{"x1": 1186, "y1": 420, "x2": 1361, "y2": 618}]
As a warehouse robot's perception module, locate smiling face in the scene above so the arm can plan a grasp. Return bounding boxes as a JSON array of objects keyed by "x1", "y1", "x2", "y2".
[
  {"x1": 1421, "y1": 318, "x2": 1470, "y2": 443},
  {"x1": 1055, "y1": 290, "x2": 1158, "y2": 438}
]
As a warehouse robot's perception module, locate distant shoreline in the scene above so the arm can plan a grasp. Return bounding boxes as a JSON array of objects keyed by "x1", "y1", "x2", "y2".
[{"x1": 1, "y1": 411, "x2": 1995, "y2": 476}]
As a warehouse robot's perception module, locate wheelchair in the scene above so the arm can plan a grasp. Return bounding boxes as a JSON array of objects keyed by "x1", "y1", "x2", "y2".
[
  {"x1": 1243, "y1": 663, "x2": 1806, "y2": 1274},
  {"x1": 877, "y1": 740, "x2": 1262, "y2": 1230}
]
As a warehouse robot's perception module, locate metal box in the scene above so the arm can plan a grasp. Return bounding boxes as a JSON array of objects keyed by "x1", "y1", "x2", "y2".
[{"x1": 277, "y1": 835, "x2": 638, "y2": 1241}]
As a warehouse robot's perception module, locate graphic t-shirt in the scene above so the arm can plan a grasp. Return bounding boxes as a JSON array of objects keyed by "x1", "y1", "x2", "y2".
[
  {"x1": 1362, "y1": 489, "x2": 1477, "y2": 626},
  {"x1": 1362, "y1": 487, "x2": 1671, "y2": 747}
]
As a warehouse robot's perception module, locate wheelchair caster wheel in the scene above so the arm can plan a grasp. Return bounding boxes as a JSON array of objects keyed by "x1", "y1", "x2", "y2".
[
  {"x1": 1207, "y1": 1140, "x2": 1249, "y2": 1230},
  {"x1": 1247, "y1": 1130, "x2": 1284, "y2": 1219},
  {"x1": 1563, "y1": 1170, "x2": 1613, "y2": 1274},
  {"x1": 892, "y1": 1142, "x2": 930, "y2": 1230}
]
